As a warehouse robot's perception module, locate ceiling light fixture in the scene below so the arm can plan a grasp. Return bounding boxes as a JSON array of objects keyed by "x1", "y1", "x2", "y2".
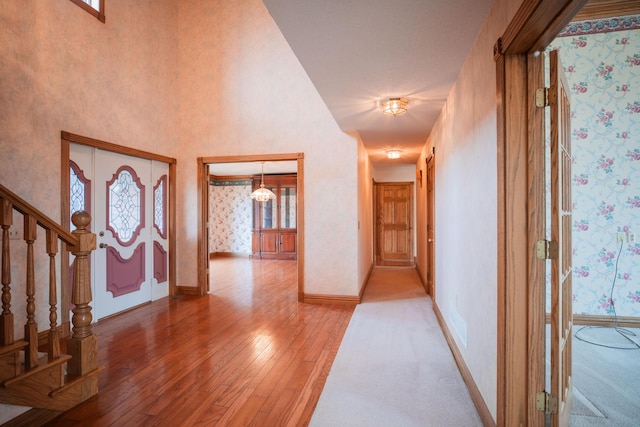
[
  {"x1": 387, "y1": 150, "x2": 401, "y2": 159},
  {"x1": 382, "y1": 97, "x2": 408, "y2": 117},
  {"x1": 250, "y1": 162, "x2": 276, "y2": 202}
]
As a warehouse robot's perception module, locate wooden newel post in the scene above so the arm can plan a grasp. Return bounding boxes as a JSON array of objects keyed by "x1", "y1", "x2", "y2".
[{"x1": 68, "y1": 210, "x2": 98, "y2": 376}]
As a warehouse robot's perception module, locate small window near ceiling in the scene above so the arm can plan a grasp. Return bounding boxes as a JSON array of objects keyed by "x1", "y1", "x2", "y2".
[{"x1": 70, "y1": 0, "x2": 105, "y2": 23}]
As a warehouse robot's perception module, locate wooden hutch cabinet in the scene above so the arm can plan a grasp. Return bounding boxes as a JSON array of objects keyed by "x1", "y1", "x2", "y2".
[{"x1": 251, "y1": 174, "x2": 297, "y2": 260}]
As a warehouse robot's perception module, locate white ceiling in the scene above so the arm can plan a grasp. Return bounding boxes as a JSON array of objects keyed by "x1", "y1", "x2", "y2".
[{"x1": 262, "y1": 0, "x2": 495, "y2": 166}]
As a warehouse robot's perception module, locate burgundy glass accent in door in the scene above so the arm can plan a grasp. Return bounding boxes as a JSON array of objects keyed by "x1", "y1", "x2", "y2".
[
  {"x1": 106, "y1": 165, "x2": 145, "y2": 246},
  {"x1": 153, "y1": 241, "x2": 168, "y2": 284},
  {"x1": 106, "y1": 243, "x2": 146, "y2": 297}
]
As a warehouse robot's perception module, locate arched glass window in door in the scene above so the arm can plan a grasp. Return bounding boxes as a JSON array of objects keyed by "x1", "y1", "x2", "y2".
[
  {"x1": 70, "y1": 160, "x2": 91, "y2": 228},
  {"x1": 106, "y1": 165, "x2": 145, "y2": 246},
  {"x1": 153, "y1": 175, "x2": 167, "y2": 239}
]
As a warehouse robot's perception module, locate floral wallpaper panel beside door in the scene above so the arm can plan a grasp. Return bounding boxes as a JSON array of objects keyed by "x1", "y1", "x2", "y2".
[
  {"x1": 209, "y1": 179, "x2": 253, "y2": 255},
  {"x1": 549, "y1": 15, "x2": 640, "y2": 317}
]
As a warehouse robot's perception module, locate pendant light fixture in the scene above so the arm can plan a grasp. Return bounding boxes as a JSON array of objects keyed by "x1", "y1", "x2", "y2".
[{"x1": 250, "y1": 162, "x2": 276, "y2": 202}]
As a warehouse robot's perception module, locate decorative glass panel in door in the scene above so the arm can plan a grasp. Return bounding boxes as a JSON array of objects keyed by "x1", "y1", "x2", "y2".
[
  {"x1": 69, "y1": 145, "x2": 168, "y2": 321},
  {"x1": 280, "y1": 185, "x2": 296, "y2": 229},
  {"x1": 260, "y1": 187, "x2": 277, "y2": 229}
]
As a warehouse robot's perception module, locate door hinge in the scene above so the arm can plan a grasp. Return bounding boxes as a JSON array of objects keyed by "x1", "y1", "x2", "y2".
[
  {"x1": 536, "y1": 239, "x2": 558, "y2": 260},
  {"x1": 535, "y1": 87, "x2": 549, "y2": 107},
  {"x1": 536, "y1": 391, "x2": 558, "y2": 413}
]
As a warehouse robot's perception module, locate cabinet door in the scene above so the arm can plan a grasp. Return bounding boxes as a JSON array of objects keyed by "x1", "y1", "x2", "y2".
[
  {"x1": 260, "y1": 232, "x2": 278, "y2": 256},
  {"x1": 280, "y1": 233, "x2": 296, "y2": 257}
]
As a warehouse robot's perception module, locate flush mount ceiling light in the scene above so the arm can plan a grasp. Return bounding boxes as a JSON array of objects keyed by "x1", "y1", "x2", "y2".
[
  {"x1": 382, "y1": 97, "x2": 408, "y2": 117},
  {"x1": 250, "y1": 162, "x2": 276, "y2": 202},
  {"x1": 387, "y1": 150, "x2": 401, "y2": 159}
]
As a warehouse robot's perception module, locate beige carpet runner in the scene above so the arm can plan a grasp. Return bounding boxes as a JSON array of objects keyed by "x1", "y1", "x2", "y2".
[{"x1": 310, "y1": 266, "x2": 482, "y2": 426}]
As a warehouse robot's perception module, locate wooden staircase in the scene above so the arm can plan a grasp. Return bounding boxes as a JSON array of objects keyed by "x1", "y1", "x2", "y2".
[{"x1": 0, "y1": 184, "x2": 101, "y2": 417}]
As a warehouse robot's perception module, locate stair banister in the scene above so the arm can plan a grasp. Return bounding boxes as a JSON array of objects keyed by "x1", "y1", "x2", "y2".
[
  {"x1": 67, "y1": 210, "x2": 98, "y2": 376},
  {"x1": 0, "y1": 183, "x2": 97, "y2": 375}
]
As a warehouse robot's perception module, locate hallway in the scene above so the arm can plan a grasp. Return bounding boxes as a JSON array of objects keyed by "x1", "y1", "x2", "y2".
[{"x1": 311, "y1": 266, "x2": 482, "y2": 426}]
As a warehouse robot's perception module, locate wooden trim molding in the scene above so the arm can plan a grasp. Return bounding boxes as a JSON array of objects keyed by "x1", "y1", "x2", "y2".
[
  {"x1": 433, "y1": 303, "x2": 495, "y2": 427},
  {"x1": 526, "y1": 51, "x2": 547, "y2": 427},
  {"x1": 303, "y1": 294, "x2": 360, "y2": 305},
  {"x1": 176, "y1": 286, "x2": 200, "y2": 296},
  {"x1": 209, "y1": 174, "x2": 253, "y2": 181},
  {"x1": 546, "y1": 313, "x2": 640, "y2": 328},
  {"x1": 210, "y1": 252, "x2": 250, "y2": 259},
  {"x1": 62, "y1": 132, "x2": 177, "y2": 165},
  {"x1": 61, "y1": 131, "x2": 178, "y2": 299},
  {"x1": 69, "y1": 0, "x2": 105, "y2": 23},
  {"x1": 573, "y1": 0, "x2": 640, "y2": 21},
  {"x1": 495, "y1": 0, "x2": 588, "y2": 424},
  {"x1": 358, "y1": 262, "x2": 375, "y2": 301},
  {"x1": 498, "y1": 0, "x2": 589, "y2": 56},
  {"x1": 197, "y1": 153, "x2": 305, "y2": 300},
  {"x1": 414, "y1": 262, "x2": 429, "y2": 295}
]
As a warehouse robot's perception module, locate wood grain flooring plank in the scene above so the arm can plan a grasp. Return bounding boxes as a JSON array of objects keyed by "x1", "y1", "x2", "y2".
[{"x1": 41, "y1": 258, "x2": 353, "y2": 427}]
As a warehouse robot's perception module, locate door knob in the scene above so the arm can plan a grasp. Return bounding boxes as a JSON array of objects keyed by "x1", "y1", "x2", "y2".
[
  {"x1": 428, "y1": 239, "x2": 434, "y2": 243},
  {"x1": 99, "y1": 243, "x2": 108, "y2": 249}
]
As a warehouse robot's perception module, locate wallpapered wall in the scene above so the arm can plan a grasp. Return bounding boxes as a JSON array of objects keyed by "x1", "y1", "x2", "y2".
[
  {"x1": 208, "y1": 180, "x2": 253, "y2": 254},
  {"x1": 549, "y1": 16, "x2": 640, "y2": 317}
]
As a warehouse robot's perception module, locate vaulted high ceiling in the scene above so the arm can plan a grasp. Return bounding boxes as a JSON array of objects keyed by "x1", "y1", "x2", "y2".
[{"x1": 262, "y1": 0, "x2": 494, "y2": 166}]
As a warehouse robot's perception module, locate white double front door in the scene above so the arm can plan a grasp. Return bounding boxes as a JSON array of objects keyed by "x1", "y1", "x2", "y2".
[{"x1": 70, "y1": 144, "x2": 169, "y2": 320}]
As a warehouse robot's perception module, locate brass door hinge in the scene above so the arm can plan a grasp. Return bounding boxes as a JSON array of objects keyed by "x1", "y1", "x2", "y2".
[
  {"x1": 536, "y1": 391, "x2": 558, "y2": 413},
  {"x1": 535, "y1": 88, "x2": 549, "y2": 107},
  {"x1": 536, "y1": 240, "x2": 558, "y2": 260}
]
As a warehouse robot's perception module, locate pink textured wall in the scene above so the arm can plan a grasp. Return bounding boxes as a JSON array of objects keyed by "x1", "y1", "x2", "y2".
[
  {"x1": 0, "y1": 0, "x2": 179, "y2": 216},
  {"x1": 174, "y1": 0, "x2": 360, "y2": 294},
  {"x1": 415, "y1": 0, "x2": 524, "y2": 418},
  {"x1": 0, "y1": 0, "x2": 179, "y2": 420},
  {"x1": 1, "y1": 0, "x2": 361, "y2": 303}
]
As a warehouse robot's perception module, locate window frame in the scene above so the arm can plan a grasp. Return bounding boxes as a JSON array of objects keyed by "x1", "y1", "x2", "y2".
[{"x1": 70, "y1": 0, "x2": 105, "y2": 23}]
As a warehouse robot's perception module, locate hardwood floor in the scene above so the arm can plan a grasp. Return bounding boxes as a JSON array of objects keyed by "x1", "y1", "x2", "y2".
[{"x1": 41, "y1": 258, "x2": 354, "y2": 426}]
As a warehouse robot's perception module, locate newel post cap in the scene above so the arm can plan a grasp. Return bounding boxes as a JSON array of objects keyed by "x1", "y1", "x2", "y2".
[{"x1": 71, "y1": 210, "x2": 96, "y2": 252}]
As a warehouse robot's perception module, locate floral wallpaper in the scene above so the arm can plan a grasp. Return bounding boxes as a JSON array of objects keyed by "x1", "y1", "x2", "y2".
[
  {"x1": 548, "y1": 15, "x2": 640, "y2": 317},
  {"x1": 208, "y1": 180, "x2": 253, "y2": 255}
]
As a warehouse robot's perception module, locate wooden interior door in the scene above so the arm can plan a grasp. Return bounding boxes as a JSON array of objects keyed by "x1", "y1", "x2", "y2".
[
  {"x1": 426, "y1": 155, "x2": 435, "y2": 296},
  {"x1": 377, "y1": 182, "x2": 413, "y2": 266},
  {"x1": 549, "y1": 48, "x2": 573, "y2": 426}
]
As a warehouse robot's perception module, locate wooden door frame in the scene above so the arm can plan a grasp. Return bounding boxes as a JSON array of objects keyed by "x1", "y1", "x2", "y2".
[
  {"x1": 373, "y1": 181, "x2": 414, "y2": 266},
  {"x1": 197, "y1": 153, "x2": 305, "y2": 300},
  {"x1": 61, "y1": 131, "x2": 178, "y2": 329},
  {"x1": 425, "y1": 152, "x2": 435, "y2": 299},
  {"x1": 495, "y1": 0, "x2": 588, "y2": 425}
]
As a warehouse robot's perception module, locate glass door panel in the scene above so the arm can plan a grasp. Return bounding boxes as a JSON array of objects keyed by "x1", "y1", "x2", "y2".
[
  {"x1": 280, "y1": 185, "x2": 296, "y2": 229},
  {"x1": 260, "y1": 188, "x2": 277, "y2": 229}
]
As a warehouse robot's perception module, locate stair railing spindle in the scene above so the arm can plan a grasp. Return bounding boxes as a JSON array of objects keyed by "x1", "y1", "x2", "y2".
[
  {"x1": 0, "y1": 198, "x2": 14, "y2": 346},
  {"x1": 24, "y1": 214, "x2": 39, "y2": 370},
  {"x1": 47, "y1": 229, "x2": 60, "y2": 361}
]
